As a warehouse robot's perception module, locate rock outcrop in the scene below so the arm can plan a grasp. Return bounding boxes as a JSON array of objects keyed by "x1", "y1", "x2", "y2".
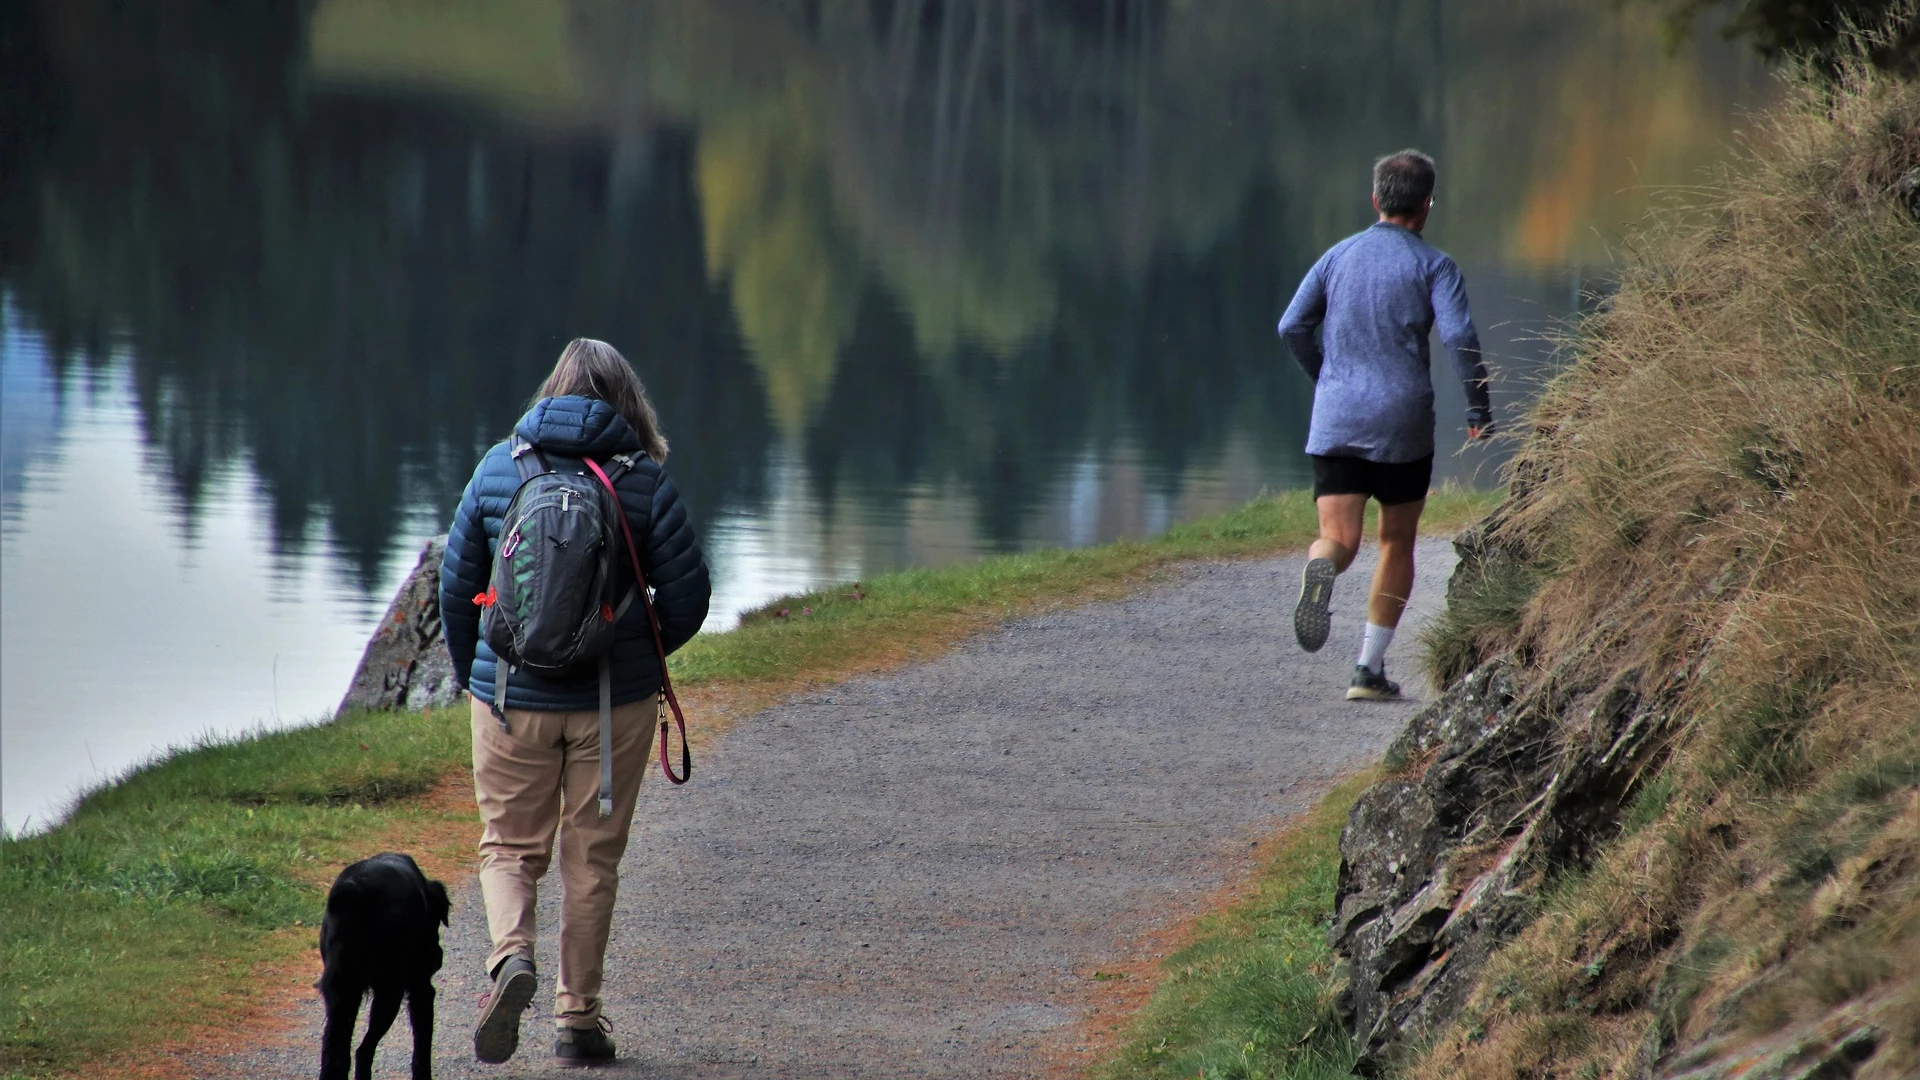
[
  {"x1": 1330, "y1": 529, "x2": 1679, "y2": 1074},
  {"x1": 336, "y1": 535, "x2": 462, "y2": 715}
]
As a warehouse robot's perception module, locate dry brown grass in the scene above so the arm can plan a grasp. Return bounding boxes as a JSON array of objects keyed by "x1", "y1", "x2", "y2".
[{"x1": 1408, "y1": 38, "x2": 1920, "y2": 1080}]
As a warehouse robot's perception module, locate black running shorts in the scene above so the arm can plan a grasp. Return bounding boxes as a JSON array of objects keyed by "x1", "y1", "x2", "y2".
[{"x1": 1310, "y1": 453, "x2": 1433, "y2": 506}]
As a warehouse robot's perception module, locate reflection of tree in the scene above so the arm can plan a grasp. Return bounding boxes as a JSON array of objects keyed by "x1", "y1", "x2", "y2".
[
  {"x1": 803, "y1": 178, "x2": 1314, "y2": 549},
  {"x1": 1436, "y1": 1, "x2": 1771, "y2": 267},
  {"x1": 2, "y1": 0, "x2": 773, "y2": 585},
  {"x1": 695, "y1": 110, "x2": 862, "y2": 441}
]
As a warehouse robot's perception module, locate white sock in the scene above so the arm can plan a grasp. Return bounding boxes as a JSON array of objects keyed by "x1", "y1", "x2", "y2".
[{"x1": 1358, "y1": 623, "x2": 1395, "y2": 675}]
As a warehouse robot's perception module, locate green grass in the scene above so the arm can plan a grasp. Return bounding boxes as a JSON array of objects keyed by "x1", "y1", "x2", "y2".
[
  {"x1": 1094, "y1": 775, "x2": 1374, "y2": 1080},
  {"x1": 0, "y1": 706, "x2": 475, "y2": 1078},
  {"x1": 0, "y1": 486, "x2": 1500, "y2": 1077},
  {"x1": 1417, "y1": 552, "x2": 1539, "y2": 692}
]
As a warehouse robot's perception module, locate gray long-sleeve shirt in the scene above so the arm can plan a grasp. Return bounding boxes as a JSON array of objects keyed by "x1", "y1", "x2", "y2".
[{"x1": 1277, "y1": 222, "x2": 1492, "y2": 463}]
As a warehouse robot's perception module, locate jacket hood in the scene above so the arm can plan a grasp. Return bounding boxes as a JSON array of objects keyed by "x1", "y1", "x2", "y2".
[{"x1": 514, "y1": 396, "x2": 642, "y2": 458}]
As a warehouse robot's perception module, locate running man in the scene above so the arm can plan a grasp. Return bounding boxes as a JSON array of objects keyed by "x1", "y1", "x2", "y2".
[{"x1": 1276, "y1": 149, "x2": 1493, "y2": 700}]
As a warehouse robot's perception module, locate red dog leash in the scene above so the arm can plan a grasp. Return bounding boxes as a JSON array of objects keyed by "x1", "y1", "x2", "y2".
[{"x1": 584, "y1": 457, "x2": 691, "y2": 785}]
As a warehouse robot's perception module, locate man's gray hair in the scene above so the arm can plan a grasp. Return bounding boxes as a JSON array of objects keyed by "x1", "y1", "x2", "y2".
[{"x1": 1373, "y1": 150, "x2": 1436, "y2": 217}]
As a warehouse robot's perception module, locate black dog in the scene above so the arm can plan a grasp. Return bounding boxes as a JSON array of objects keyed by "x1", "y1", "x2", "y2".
[{"x1": 318, "y1": 852, "x2": 450, "y2": 1080}]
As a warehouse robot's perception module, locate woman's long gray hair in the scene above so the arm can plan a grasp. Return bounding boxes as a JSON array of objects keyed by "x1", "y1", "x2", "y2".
[{"x1": 535, "y1": 338, "x2": 669, "y2": 462}]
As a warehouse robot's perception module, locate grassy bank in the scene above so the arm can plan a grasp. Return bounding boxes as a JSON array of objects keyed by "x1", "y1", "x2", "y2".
[
  {"x1": 1390, "y1": 51, "x2": 1920, "y2": 1080},
  {"x1": 0, "y1": 486, "x2": 1498, "y2": 1079},
  {"x1": 1093, "y1": 774, "x2": 1376, "y2": 1080}
]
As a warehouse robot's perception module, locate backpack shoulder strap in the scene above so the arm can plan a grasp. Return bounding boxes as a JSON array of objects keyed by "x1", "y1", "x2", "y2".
[
  {"x1": 597, "y1": 452, "x2": 644, "y2": 621},
  {"x1": 602, "y1": 451, "x2": 640, "y2": 485},
  {"x1": 509, "y1": 436, "x2": 549, "y2": 482}
]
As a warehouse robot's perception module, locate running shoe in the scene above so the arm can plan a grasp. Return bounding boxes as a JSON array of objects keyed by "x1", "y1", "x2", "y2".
[
  {"x1": 1346, "y1": 665, "x2": 1402, "y2": 701},
  {"x1": 1293, "y1": 557, "x2": 1337, "y2": 652}
]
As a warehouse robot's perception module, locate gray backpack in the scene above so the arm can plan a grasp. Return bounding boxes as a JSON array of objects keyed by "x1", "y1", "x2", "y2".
[{"x1": 479, "y1": 437, "x2": 638, "y2": 815}]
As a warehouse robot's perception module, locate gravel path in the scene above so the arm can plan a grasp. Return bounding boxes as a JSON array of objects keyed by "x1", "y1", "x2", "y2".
[{"x1": 203, "y1": 541, "x2": 1454, "y2": 1079}]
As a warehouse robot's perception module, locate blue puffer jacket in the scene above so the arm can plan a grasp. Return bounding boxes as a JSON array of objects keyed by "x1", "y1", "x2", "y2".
[{"x1": 439, "y1": 396, "x2": 711, "y2": 710}]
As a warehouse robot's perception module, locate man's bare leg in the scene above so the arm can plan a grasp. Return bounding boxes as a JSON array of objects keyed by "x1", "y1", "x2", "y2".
[
  {"x1": 1346, "y1": 498, "x2": 1425, "y2": 700},
  {"x1": 1294, "y1": 494, "x2": 1367, "y2": 652},
  {"x1": 1309, "y1": 494, "x2": 1367, "y2": 573},
  {"x1": 1368, "y1": 499, "x2": 1425, "y2": 629}
]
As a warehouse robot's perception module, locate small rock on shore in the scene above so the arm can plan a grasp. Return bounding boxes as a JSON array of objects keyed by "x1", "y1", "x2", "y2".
[{"x1": 336, "y1": 535, "x2": 461, "y2": 715}]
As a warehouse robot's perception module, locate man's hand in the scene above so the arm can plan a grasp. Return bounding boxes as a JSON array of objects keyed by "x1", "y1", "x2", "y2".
[{"x1": 1467, "y1": 421, "x2": 1495, "y2": 441}]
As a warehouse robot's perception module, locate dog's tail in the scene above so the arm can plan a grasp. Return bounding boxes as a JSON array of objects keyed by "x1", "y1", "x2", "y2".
[
  {"x1": 324, "y1": 874, "x2": 370, "y2": 918},
  {"x1": 322, "y1": 872, "x2": 402, "y2": 952},
  {"x1": 316, "y1": 876, "x2": 376, "y2": 992}
]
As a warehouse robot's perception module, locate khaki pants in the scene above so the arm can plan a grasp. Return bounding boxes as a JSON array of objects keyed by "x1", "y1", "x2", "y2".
[{"x1": 469, "y1": 695, "x2": 655, "y2": 1027}]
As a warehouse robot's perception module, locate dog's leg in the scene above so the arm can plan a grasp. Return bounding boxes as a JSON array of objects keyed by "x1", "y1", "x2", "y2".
[
  {"x1": 406, "y1": 982, "x2": 435, "y2": 1079},
  {"x1": 355, "y1": 988, "x2": 403, "y2": 1080},
  {"x1": 319, "y1": 983, "x2": 361, "y2": 1080}
]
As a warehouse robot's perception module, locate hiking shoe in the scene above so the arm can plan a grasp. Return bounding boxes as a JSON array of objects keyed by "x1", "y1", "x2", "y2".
[
  {"x1": 555, "y1": 1016, "x2": 617, "y2": 1067},
  {"x1": 1346, "y1": 665, "x2": 1402, "y2": 701},
  {"x1": 474, "y1": 955, "x2": 537, "y2": 1064},
  {"x1": 1293, "y1": 557, "x2": 1337, "y2": 652}
]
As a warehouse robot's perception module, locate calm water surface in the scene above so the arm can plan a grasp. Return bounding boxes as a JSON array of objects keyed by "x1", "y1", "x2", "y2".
[{"x1": 0, "y1": 0, "x2": 1773, "y2": 833}]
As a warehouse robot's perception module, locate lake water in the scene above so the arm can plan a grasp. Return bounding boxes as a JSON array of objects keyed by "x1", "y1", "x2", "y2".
[{"x1": 0, "y1": 0, "x2": 1774, "y2": 834}]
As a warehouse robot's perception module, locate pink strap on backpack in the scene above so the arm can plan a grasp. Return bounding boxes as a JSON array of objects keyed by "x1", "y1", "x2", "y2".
[{"x1": 584, "y1": 456, "x2": 691, "y2": 785}]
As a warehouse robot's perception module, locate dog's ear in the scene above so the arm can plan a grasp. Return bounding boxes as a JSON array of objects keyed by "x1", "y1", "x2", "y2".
[{"x1": 426, "y1": 880, "x2": 451, "y2": 926}]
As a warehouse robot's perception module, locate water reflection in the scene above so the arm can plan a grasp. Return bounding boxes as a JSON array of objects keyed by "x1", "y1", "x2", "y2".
[
  {"x1": 0, "y1": 305, "x2": 65, "y2": 524},
  {"x1": 0, "y1": 326, "x2": 429, "y2": 835},
  {"x1": 0, "y1": 0, "x2": 1771, "y2": 832}
]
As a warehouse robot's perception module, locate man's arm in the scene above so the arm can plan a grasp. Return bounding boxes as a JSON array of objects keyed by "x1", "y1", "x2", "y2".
[
  {"x1": 1432, "y1": 258, "x2": 1494, "y2": 435},
  {"x1": 1277, "y1": 258, "x2": 1329, "y2": 382}
]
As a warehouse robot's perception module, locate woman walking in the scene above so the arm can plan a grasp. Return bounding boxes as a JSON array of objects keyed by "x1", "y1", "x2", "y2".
[{"x1": 439, "y1": 339, "x2": 710, "y2": 1066}]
